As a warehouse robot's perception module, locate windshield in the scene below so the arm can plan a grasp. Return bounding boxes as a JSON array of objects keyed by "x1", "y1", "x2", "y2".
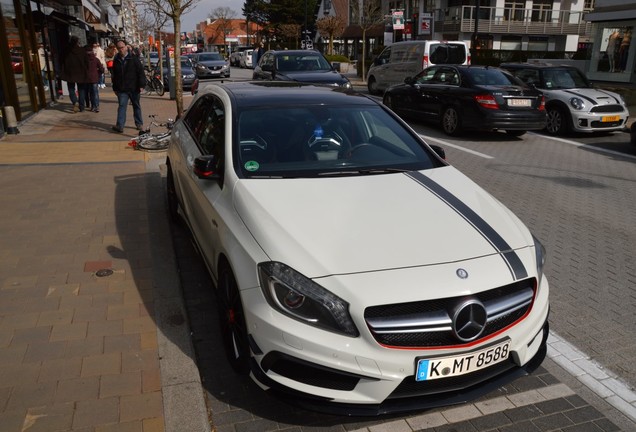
[
  {"x1": 198, "y1": 53, "x2": 224, "y2": 62},
  {"x1": 541, "y1": 68, "x2": 590, "y2": 89},
  {"x1": 275, "y1": 54, "x2": 332, "y2": 72},
  {"x1": 235, "y1": 105, "x2": 443, "y2": 178},
  {"x1": 466, "y1": 68, "x2": 520, "y2": 86}
]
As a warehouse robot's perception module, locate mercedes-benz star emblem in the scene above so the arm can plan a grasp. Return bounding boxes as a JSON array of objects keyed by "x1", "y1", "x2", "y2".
[
  {"x1": 456, "y1": 268, "x2": 469, "y2": 279},
  {"x1": 452, "y1": 299, "x2": 488, "y2": 342}
]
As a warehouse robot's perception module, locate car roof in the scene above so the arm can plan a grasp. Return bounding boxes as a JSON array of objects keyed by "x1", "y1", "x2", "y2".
[
  {"x1": 267, "y1": 49, "x2": 323, "y2": 56},
  {"x1": 500, "y1": 62, "x2": 579, "y2": 70},
  {"x1": 198, "y1": 81, "x2": 375, "y2": 109}
]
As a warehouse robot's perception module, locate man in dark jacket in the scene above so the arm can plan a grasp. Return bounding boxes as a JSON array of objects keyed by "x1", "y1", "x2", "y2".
[
  {"x1": 111, "y1": 40, "x2": 146, "y2": 133},
  {"x1": 62, "y1": 36, "x2": 88, "y2": 112}
]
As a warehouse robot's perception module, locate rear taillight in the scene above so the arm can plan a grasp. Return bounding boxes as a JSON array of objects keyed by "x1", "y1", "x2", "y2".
[
  {"x1": 467, "y1": 53, "x2": 471, "y2": 65},
  {"x1": 422, "y1": 55, "x2": 429, "y2": 69},
  {"x1": 538, "y1": 95, "x2": 546, "y2": 111},
  {"x1": 474, "y1": 94, "x2": 499, "y2": 110}
]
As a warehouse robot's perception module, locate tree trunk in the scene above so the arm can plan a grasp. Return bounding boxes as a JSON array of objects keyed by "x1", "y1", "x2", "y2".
[{"x1": 173, "y1": 14, "x2": 184, "y2": 116}]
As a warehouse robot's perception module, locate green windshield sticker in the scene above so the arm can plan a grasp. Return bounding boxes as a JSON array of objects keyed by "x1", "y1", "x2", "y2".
[{"x1": 244, "y1": 161, "x2": 260, "y2": 172}]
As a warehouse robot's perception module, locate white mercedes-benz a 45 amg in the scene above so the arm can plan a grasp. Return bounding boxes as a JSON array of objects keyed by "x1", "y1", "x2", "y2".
[{"x1": 165, "y1": 81, "x2": 550, "y2": 415}]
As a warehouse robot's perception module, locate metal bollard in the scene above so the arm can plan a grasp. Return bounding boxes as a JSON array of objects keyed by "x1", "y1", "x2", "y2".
[{"x1": 2, "y1": 106, "x2": 20, "y2": 134}]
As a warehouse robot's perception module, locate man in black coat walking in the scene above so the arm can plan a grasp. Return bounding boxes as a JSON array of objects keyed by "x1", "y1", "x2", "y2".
[{"x1": 111, "y1": 40, "x2": 146, "y2": 133}]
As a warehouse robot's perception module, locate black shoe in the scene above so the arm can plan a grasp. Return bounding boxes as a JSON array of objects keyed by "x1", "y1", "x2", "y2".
[
  {"x1": 111, "y1": 126, "x2": 123, "y2": 133},
  {"x1": 136, "y1": 124, "x2": 145, "y2": 131}
]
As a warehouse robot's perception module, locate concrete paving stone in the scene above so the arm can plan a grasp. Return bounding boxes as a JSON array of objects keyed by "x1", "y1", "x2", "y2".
[
  {"x1": 0, "y1": 410, "x2": 26, "y2": 432},
  {"x1": 507, "y1": 389, "x2": 546, "y2": 407},
  {"x1": 73, "y1": 305, "x2": 108, "y2": 323},
  {"x1": 142, "y1": 417, "x2": 165, "y2": 432},
  {"x1": 440, "y1": 404, "x2": 482, "y2": 423},
  {"x1": 10, "y1": 326, "x2": 51, "y2": 346},
  {"x1": 121, "y1": 349, "x2": 159, "y2": 373},
  {"x1": 405, "y1": 412, "x2": 447, "y2": 430},
  {"x1": 592, "y1": 418, "x2": 623, "y2": 431},
  {"x1": 92, "y1": 292, "x2": 126, "y2": 307},
  {"x1": 81, "y1": 352, "x2": 122, "y2": 377},
  {"x1": 123, "y1": 316, "x2": 156, "y2": 335},
  {"x1": 50, "y1": 321, "x2": 88, "y2": 342},
  {"x1": 0, "y1": 386, "x2": 10, "y2": 411},
  {"x1": 72, "y1": 397, "x2": 120, "y2": 429},
  {"x1": 432, "y1": 421, "x2": 479, "y2": 432},
  {"x1": 55, "y1": 375, "x2": 100, "y2": 404},
  {"x1": 605, "y1": 395, "x2": 636, "y2": 421},
  {"x1": 95, "y1": 420, "x2": 143, "y2": 432},
  {"x1": 0, "y1": 312, "x2": 39, "y2": 332},
  {"x1": 534, "y1": 397, "x2": 576, "y2": 415},
  {"x1": 564, "y1": 406, "x2": 605, "y2": 424},
  {"x1": 45, "y1": 283, "x2": 80, "y2": 297},
  {"x1": 36, "y1": 309, "x2": 74, "y2": 327},
  {"x1": 108, "y1": 303, "x2": 142, "y2": 321},
  {"x1": 474, "y1": 395, "x2": 516, "y2": 415},
  {"x1": 140, "y1": 331, "x2": 158, "y2": 351},
  {"x1": 233, "y1": 418, "x2": 280, "y2": 432},
  {"x1": 0, "y1": 275, "x2": 38, "y2": 290},
  {"x1": 38, "y1": 356, "x2": 82, "y2": 383},
  {"x1": 531, "y1": 412, "x2": 575, "y2": 431},
  {"x1": 104, "y1": 333, "x2": 140, "y2": 353},
  {"x1": 142, "y1": 368, "x2": 162, "y2": 393},
  {"x1": 64, "y1": 336, "x2": 104, "y2": 359},
  {"x1": 469, "y1": 411, "x2": 513, "y2": 430},
  {"x1": 99, "y1": 371, "x2": 142, "y2": 398},
  {"x1": 498, "y1": 420, "x2": 542, "y2": 432},
  {"x1": 59, "y1": 294, "x2": 94, "y2": 310},
  {"x1": 600, "y1": 377, "x2": 636, "y2": 403},
  {"x1": 6, "y1": 380, "x2": 56, "y2": 411},
  {"x1": 120, "y1": 391, "x2": 164, "y2": 423},
  {"x1": 23, "y1": 340, "x2": 67, "y2": 363},
  {"x1": 0, "y1": 345, "x2": 26, "y2": 366},
  {"x1": 503, "y1": 404, "x2": 544, "y2": 423},
  {"x1": 367, "y1": 420, "x2": 412, "y2": 432},
  {"x1": 88, "y1": 318, "x2": 124, "y2": 338}
]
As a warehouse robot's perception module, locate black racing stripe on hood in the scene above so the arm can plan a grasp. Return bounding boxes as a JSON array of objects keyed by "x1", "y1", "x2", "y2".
[
  {"x1": 406, "y1": 171, "x2": 528, "y2": 281},
  {"x1": 563, "y1": 90, "x2": 597, "y2": 105}
]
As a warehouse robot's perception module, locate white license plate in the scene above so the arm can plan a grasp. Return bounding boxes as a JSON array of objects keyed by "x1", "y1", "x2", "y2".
[
  {"x1": 507, "y1": 99, "x2": 532, "y2": 107},
  {"x1": 415, "y1": 339, "x2": 510, "y2": 381}
]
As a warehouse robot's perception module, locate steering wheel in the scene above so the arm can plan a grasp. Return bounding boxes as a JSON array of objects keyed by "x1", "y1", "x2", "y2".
[
  {"x1": 240, "y1": 134, "x2": 268, "y2": 151},
  {"x1": 348, "y1": 143, "x2": 375, "y2": 156}
]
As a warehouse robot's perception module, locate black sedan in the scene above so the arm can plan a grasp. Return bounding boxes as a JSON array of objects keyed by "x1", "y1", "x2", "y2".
[
  {"x1": 383, "y1": 65, "x2": 546, "y2": 136},
  {"x1": 193, "y1": 52, "x2": 230, "y2": 79},
  {"x1": 253, "y1": 50, "x2": 351, "y2": 88},
  {"x1": 155, "y1": 59, "x2": 196, "y2": 90}
]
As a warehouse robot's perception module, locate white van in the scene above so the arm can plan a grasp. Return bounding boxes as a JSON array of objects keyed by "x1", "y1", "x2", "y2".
[{"x1": 366, "y1": 40, "x2": 470, "y2": 94}]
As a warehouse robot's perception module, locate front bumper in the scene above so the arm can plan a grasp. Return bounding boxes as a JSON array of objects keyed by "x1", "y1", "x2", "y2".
[
  {"x1": 570, "y1": 111, "x2": 629, "y2": 133},
  {"x1": 241, "y1": 273, "x2": 550, "y2": 415}
]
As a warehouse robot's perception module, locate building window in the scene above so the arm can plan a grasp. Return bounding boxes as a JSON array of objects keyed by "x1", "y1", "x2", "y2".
[{"x1": 597, "y1": 26, "x2": 632, "y2": 73}]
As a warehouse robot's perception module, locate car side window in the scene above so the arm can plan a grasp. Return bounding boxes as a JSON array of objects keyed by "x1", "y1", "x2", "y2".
[
  {"x1": 198, "y1": 96, "x2": 226, "y2": 157},
  {"x1": 416, "y1": 68, "x2": 437, "y2": 84},
  {"x1": 262, "y1": 53, "x2": 274, "y2": 69},
  {"x1": 377, "y1": 47, "x2": 391, "y2": 65},
  {"x1": 183, "y1": 97, "x2": 212, "y2": 145}
]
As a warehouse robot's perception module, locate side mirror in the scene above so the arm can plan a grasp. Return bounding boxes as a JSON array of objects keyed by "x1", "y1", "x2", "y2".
[
  {"x1": 429, "y1": 144, "x2": 446, "y2": 160},
  {"x1": 193, "y1": 155, "x2": 221, "y2": 180}
]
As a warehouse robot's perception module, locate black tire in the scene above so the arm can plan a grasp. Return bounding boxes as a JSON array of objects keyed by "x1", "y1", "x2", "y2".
[
  {"x1": 367, "y1": 76, "x2": 379, "y2": 95},
  {"x1": 441, "y1": 107, "x2": 462, "y2": 136},
  {"x1": 506, "y1": 130, "x2": 527, "y2": 137},
  {"x1": 546, "y1": 106, "x2": 570, "y2": 135},
  {"x1": 153, "y1": 78, "x2": 165, "y2": 96},
  {"x1": 218, "y1": 265, "x2": 250, "y2": 375},
  {"x1": 166, "y1": 166, "x2": 180, "y2": 224}
]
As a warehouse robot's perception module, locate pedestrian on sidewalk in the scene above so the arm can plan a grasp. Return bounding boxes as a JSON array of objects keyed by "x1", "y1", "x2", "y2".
[
  {"x1": 93, "y1": 40, "x2": 107, "y2": 89},
  {"x1": 111, "y1": 40, "x2": 146, "y2": 133},
  {"x1": 61, "y1": 36, "x2": 88, "y2": 112},
  {"x1": 85, "y1": 43, "x2": 104, "y2": 112}
]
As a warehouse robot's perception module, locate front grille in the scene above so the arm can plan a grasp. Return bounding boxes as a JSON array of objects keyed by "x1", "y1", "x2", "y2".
[
  {"x1": 591, "y1": 119, "x2": 624, "y2": 128},
  {"x1": 365, "y1": 279, "x2": 536, "y2": 348},
  {"x1": 590, "y1": 104, "x2": 624, "y2": 113}
]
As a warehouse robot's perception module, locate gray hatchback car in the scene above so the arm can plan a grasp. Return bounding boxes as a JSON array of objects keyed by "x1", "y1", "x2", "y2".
[{"x1": 500, "y1": 63, "x2": 629, "y2": 135}]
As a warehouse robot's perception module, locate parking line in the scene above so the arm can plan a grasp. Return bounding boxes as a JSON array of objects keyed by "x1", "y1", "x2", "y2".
[
  {"x1": 419, "y1": 135, "x2": 495, "y2": 159},
  {"x1": 529, "y1": 132, "x2": 636, "y2": 161}
]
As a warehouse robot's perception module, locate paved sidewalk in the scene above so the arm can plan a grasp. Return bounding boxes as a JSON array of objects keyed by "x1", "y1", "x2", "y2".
[{"x1": 0, "y1": 91, "x2": 209, "y2": 432}]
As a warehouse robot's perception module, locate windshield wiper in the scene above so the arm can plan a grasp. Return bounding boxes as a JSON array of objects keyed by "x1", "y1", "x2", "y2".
[{"x1": 317, "y1": 168, "x2": 411, "y2": 177}]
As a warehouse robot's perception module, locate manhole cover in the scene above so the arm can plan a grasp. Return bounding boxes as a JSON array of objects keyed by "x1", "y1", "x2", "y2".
[{"x1": 95, "y1": 269, "x2": 114, "y2": 277}]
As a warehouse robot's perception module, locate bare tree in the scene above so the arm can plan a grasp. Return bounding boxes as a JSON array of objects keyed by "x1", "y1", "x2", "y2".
[
  {"x1": 138, "y1": 6, "x2": 170, "y2": 71},
  {"x1": 351, "y1": 0, "x2": 384, "y2": 83},
  {"x1": 316, "y1": 16, "x2": 345, "y2": 55},
  {"x1": 279, "y1": 23, "x2": 301, "y2": 49},
  {"x1": 209, "y1": 7, "x2": 237, "y2": 55},
  {"x1": 136, "y1": 0, "x2": 201, "y2": 116}
]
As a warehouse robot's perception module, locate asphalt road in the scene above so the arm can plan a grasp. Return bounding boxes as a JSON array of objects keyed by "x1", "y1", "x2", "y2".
[{"x1": 176, "y1": 66, "x2": 636, "y2": 431}]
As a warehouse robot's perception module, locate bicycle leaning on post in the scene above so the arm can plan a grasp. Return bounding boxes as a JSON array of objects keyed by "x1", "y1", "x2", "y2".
[
  {"x1": 144, "y1": 67, "x2": 165, "y2": 96},
  {"x1": 128, "y1": 114, "x2": 174, "y2": 151}
]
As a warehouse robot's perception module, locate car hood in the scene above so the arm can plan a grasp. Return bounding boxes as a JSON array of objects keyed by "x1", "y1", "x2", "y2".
[
  {"x1": 233, "y1": 166, "x2": 533, "y2": 278},
  {"x1": 280, "y1": 70, "x2": 349, "y2": 84},
  {"x1": 556, "y1": 87, "x2": 623, "y2": 105},
  {"x1": 197, "y1": 60, "x2": 227, "y2": 67}
]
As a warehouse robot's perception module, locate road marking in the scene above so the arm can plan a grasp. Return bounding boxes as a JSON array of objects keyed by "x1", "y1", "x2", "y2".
[
  {"x1": 529, "y1": 132, "x2": 636, "y2": 161},
  {"x1": 419, "y1": 135, "x2": 494, "y2": 159}
]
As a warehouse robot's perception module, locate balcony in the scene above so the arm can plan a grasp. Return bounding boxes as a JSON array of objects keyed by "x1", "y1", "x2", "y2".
[{"x1": 436, "y1": 5, "x2": 592, "y2": 37}]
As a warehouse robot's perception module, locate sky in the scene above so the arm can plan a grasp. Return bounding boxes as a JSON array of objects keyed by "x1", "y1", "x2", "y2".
[{"x1": 180, "y1": 0, "x2": 247, "y2": 33}]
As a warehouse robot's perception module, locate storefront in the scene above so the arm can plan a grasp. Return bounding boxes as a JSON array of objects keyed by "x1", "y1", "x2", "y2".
[
  {"x1": 0, "y1": 0, "x2": 99, "y2": 125},
  {"x1": 585, "y1": 2, "x2": 636, "y2": 84}
]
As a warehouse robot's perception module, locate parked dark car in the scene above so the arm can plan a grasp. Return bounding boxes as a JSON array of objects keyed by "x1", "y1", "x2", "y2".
[
  {"x1": 155, "y1": 59, "x2": 196, "y2": 90},
  {"x1": 253, "y1": 50, "x2": 351, "y2": 88},
  {"x1": 192, "y1": 52, "x2": 230, "y2": 79},
  {"x1": 383, "y1": 65, "x2": 546, "y2": 136}
]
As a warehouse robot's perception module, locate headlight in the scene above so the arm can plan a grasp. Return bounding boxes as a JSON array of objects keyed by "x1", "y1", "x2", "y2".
[
  {"x1": 533, "y1": 235, "x2": 546, "y2": 286},
  {"x1": 570, "y1": 97, "x2": 585, "y2": 110},
  {"x1": 184, "y1": 74, "x2": 195, "y2": 79},
  {"x1": 341, "y1": 81, "x2": 352, "y2": 89},
  {"x1": 258, "y1": 262, "x2": 359, "y2": 337}
]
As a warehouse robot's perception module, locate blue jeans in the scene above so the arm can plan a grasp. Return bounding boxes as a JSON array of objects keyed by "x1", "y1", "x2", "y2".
[
  {"x1": 116, "y1": 91, "x2": 143, "y2": 129},
  {"x1": 86, "y1": 83, "x2": 99, "y2": 109},
  {"x1": 77, "y1": 83, "x2": 91, "y2": 111},
  {"x1": 67, "y1": 82, "x2": 80, "y2": 106}
]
